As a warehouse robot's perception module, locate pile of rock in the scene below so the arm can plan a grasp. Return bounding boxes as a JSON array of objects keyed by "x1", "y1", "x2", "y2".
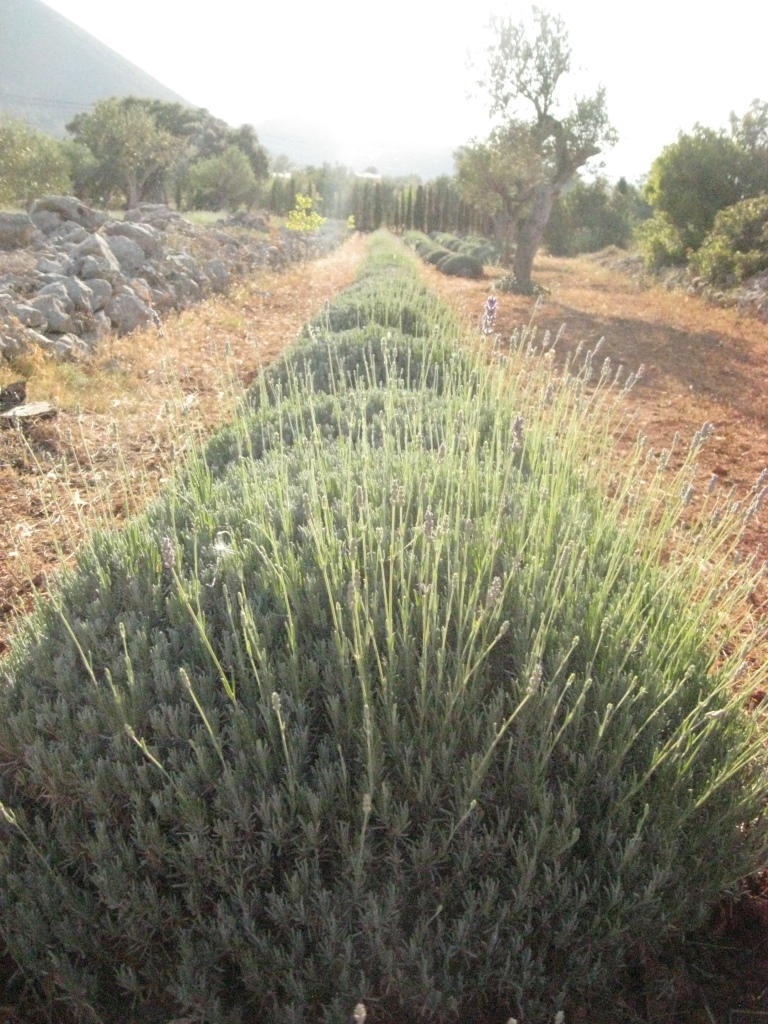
[
  {"x1": 0, "y1": 198, "x2": 289, "y2": 360},
  {"x1": 588, "y1": 245, "x2": 768, "y2": 322}
]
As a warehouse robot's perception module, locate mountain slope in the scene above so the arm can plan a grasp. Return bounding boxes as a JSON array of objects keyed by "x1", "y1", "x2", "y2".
[{"x1": 0, "y1": 0, "x2": 190, "y2": 136}]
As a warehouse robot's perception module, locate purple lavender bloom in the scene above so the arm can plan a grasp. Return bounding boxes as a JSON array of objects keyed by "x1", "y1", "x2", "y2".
[{"x1": 481, "y1": 295, "x2": 499, "y2": 335}]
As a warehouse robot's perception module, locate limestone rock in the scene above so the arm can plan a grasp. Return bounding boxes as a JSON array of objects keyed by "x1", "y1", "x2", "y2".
[
  {"x1": 36, "y1": 256, "x2": 67, "y2": 275},
  {"x1": 29, "y1": 209, "x2": 63, "y2": 234},
  {"x1": 38, "y1": 282, "x2": 74, "y2": 310},
  {"x1": 104, "y1": 221, "x2": 161, "y2": 257},
  {"x1": 8, "y1": 303, "x2": 47, "y2": 329},
  {"x1": 47, "y1": 334, "x2": 91, "y2": 359},
  {"x1": 60, "y1": 277, "x2": 95, "y2": 314},
  {"x1": 29, "y1": 196, "x2": 106, "y2": 232},
  {"x1": 204, "y1": 258, "x2": 229, "y2": 292},
  {"x1": 29, "y1": 293, "x2": 72, "y2": 333},
  {"x1": 105, "y1": 287, "x2": 153, "y2": 335},
  {"x1": 86, "y1": 278, "x2": 112, "y2": 312},
  {"x1": 105, "y1": 234, "x2": 146, "y2": 275}
]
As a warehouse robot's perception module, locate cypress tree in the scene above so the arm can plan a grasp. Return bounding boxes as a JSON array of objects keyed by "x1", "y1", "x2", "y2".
[
  {"x1": 269, "y1": 177, "x2": 281, "y2": 214},
  {"x1": 414, "y1": 185, "x2": 426, "y2": 232}
]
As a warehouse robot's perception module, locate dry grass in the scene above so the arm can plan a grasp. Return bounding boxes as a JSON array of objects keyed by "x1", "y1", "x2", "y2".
[{"x1": 0, "y1": 233, "x2": 368, "y2": 655}]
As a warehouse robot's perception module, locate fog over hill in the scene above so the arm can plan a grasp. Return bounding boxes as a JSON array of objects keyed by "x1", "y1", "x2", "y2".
[
  {"x1": 255, "y1": 119, "x2": 455, "y2": 180},
  {"x1": 0, "y1": 0, "x2": 455, "y2": 179},
  {"x1": 0, "y1": 0, "x2": 190, "y2": 136}
]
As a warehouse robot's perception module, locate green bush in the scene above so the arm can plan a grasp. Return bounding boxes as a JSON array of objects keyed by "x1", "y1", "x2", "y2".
[
  {"x1": 436, "y1": 252, "x2": 485, "y2": 278},
  {"x1": 431, "y1": 231, "x2": 463, "y2": 252},
  {"x1": 690, "y1": 193, "x2": 768, "y2": 286},
  {"x1": 0, "y1": 117, "x2": 72, "y2": 207},
  {"x1": 423, "y1": 247, "x2": 448, "y2": 266},
  {"x1": 0, "y1": 232, "x2": 765, "y2": 1023},
  {"x1": 422, "y1": 231, "x2": 500, "y2": 263},
  {"x1": 407, "y1": 230, "x2": 488, "y2": 278},
  {"x1": 180, "y1": 145, "x2": 260, "y2": 212},
  {"x1": 643, "y1": 127, "x2": 753, "y2": 251},
  {"x1": 636, "y1": 211, "x2": 688, "y2": 271},
  {"x1": 204, "y1": 343, "x2": 478, "y2": 477},
  {"x1": 299, "y1": 236, "x2": 459, "y2": 341},
  {"x1": 457, "y1": 236, "x2": 499, "y2": 263},
  {"x1": 544, "y1": 177, "x2": 646, "y2": 257}
]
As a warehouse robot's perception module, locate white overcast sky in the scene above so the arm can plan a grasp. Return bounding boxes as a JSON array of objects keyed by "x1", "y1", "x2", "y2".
[{"x1": 38, "y1": 0, "x2": 768, "y2": 182}]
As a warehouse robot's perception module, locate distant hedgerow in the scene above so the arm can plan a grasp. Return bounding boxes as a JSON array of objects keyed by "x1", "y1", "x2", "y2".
[{"x1": 405, "y1": 230, "x2": 488, "y2": 279}]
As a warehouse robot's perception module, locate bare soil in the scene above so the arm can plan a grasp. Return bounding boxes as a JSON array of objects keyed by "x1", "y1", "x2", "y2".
[{"x1": 2, "y1": 238, "x2": 768, "y2": 1020}]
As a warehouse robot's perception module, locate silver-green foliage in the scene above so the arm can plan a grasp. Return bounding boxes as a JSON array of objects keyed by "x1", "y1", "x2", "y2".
[
  {"x1": 0, "y1": 233, "x2": 766, "y2": 1024},
  {"x1": 405, "y1": 231, "x2": 486, "y2": 278}
]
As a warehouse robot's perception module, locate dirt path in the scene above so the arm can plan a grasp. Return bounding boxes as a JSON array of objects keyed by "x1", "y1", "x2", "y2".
[{"x1": 0, "y1": 233, "x2": 368, "y2": 655}]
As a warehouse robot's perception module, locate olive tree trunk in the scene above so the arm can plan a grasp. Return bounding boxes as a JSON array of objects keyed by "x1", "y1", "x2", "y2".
[{"x1": 512, "y1": 182, "x2": 559, "y2": 291}]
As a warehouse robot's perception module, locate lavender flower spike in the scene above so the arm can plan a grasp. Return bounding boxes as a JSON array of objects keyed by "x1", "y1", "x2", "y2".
[{"x1": 481, "y1": 294, "x2": 499, "y2": 335}]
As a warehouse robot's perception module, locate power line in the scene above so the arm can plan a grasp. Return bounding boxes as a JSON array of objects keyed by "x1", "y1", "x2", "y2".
[{"x1": 0, "y1": 89, "x2": 158, "y2": 110}]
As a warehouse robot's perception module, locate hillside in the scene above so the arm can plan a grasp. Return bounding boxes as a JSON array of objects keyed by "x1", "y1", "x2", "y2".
[{"x1": 0, "y1": 0, "x2": 190, "y2": 135}]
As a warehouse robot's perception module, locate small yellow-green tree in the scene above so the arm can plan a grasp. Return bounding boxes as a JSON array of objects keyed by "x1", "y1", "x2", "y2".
[{"x1": 285, "y1": 194, "x2": 326, "y2": 233}]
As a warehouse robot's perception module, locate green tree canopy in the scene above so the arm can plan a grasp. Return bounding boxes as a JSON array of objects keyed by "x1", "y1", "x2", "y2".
[
  {"x1": 181, "y1": 146, "x2": 260, "y2": 212},
  {"x1": 67, "y1": 98, "x2": 181, "y2": 208},
  {"x1": 0, "y1": 117, "x2": 72, "y2": 208},
  {"x1": 67, "y1": 98, "x2": 269, "y2": 210},
  {"x1": 543, "y1": 175, "x2": 649, "y2": 256},
  {"x1": 730, "y1": 99, "x2": 768, "y2": 197},
  {"x1": 456, "y1": 6, "x2": 616, "y2": 291},
  {"x1": 643, "y1": 100, "x2": 768, "y2": 255},
  {"x1": 643, "y1": 127, "x2": 751, "y2": 252}
]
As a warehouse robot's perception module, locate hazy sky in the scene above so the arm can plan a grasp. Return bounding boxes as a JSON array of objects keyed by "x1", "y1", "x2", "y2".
[{"x1": 38, "y1": 0, "x2": 768, "y2": 181}]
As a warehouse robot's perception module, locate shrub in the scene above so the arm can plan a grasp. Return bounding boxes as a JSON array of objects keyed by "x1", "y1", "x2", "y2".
[
  {"x1": 204, "y1": 337, "x2": 477, "y2": 476},
  {"x1": 544, "y1": 176, "x2": 648, "y2": 257},
  {"x1": 422, "y1": 246, "x2": 449, "y2": 266},
  {"x1": 643, "y1": 127, "x2": 753, "y2": 251},
  {"x1": 407, "y1": 230, "x2": 489, "y2": 277},
  {"x1": 300, "y1": 237, "x2": 459, "y2": 341},
  {"x1": 690, "y1": 193, "x2": 768, "y2": 286},
  {"x1": 636, "y1": 211, "x2": 688, "y2": 271},
  {"x1": 436, "y1": 252, "x2": 485, "y2": 278},
  {"x1": 0, "y1": 232, "x2": 765, "y2": 1024},
  {"x1": 0, "y1": 117, "x2": 72, "y2": 207},
  {"x1": 431, "y1": 231, "x2": 463, "y2": 252},
  {"x1": 285, "y1": 193, "x2": 326, "y2": 233},
  {"x1": 457, "y1": 236, "x2": 499, "y2": 262},
  {"x1": 181, "y1": 146, "x2": 260, "y2": 212}
]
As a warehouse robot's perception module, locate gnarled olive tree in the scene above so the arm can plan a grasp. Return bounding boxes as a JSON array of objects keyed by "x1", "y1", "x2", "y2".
[{"x1": 457, "y1": 7, "x2": 617, "y2": 292}]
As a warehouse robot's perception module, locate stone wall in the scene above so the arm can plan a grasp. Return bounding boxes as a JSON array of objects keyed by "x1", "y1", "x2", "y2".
[{"x1": 0, "y1": 199, "x2": 339, "y2": 360}]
